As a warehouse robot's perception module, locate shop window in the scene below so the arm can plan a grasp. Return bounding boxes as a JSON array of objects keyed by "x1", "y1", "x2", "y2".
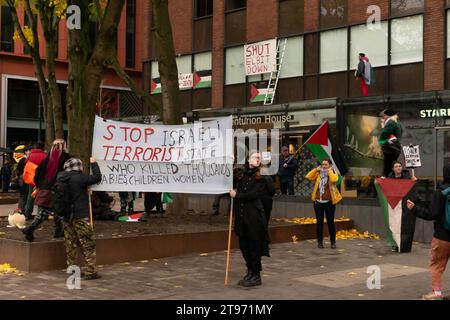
[
  {"x1": 225, "y1": 46, "x2": 245, "y2": 85},
  {"x1": 320, "y1": 0, "x2": 347, "y2": 29},
  {"x1": 350, "y1": 22, "x2": 388, "y2": 68},
  {"x1": 280, "y1": 36, "x2": 303, "y2": 78},
  {"x1": 225, "y1": 0, "x2": 246, "y2": 11},
  {"x1": 1, "y1": 5, "x2": 14, "y2": 52},
  {"x1": 279, "y1": 0, "x2": 304, "y2": 37},
  {"x1": 391, "y1": 0, "x2": 424, "y2": 17},
  {"x1": 176, "y1": 55, "x2": 192, "y2": 75},
  {"x1": 195, "y1": 0, "x2": 213, "y2": 18},
  {"x1": 447, "y1": 10, "x2": 450, "y2": 58},
  {"x1": 151, "y1": 61, "x2": 159, "y2": 78},
  {"x1": 194, "y1": 52, "x2": 211, "y2": 71},
  {"x1": 125, "y1": 0, "x2": 136, "y2": 68},
  {"x1": 390, "y1": 15, "x2": 423, "y2": 65},
  {"x1": 320, "y1": 28, "x2": 347, "y2": 73}
]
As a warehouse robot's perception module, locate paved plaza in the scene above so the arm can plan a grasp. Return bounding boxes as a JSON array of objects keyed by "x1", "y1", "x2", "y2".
[{"x1": 0, "y1": 235, "x2": 448, "y2": 300}]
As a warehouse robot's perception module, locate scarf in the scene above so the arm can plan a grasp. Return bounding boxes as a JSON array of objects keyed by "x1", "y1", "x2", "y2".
[
  {"x1": 319, "y1": 169, "x2": 329, "y2": 197},
  {"x1": 45, "y1": 148, "x2": 62, "y2": 182}
]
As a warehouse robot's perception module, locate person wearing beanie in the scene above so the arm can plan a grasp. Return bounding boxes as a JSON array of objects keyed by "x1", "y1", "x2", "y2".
[
  {"x1": 378, "y1": 109, "x2": 403, "y2": 177},
  {"x1": 56, "y1": 156, "x2": 102, "y2": 280}
]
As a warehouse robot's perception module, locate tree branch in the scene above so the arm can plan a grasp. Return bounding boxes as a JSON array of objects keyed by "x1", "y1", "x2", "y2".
[{"x1": 110, "y1": 54, "x2": 162, "y2": 117}]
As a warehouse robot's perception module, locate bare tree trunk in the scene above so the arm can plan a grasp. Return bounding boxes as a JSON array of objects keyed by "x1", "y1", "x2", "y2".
[
  {"x1": 67, "y1": 0, "x2": 125, "y2": 168},
  {"x1": 152, "y1": 0, "x2": 182, "y2": 125}
]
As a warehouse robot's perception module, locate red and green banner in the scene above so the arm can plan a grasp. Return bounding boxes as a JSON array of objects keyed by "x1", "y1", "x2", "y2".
[
  {"x1": 150, "y1": 78, "x2": 161, "y2": 95},
  {"x1": 250, "y1": 82, "x2": 273, "y2": 103},
  {"x1": 193, "y1": 70, "x2": 212, "y2": 89}
]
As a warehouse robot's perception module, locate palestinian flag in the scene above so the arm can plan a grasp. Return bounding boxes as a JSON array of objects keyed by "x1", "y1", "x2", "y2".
[
  {"x1": 150, "y1": 78, "x2": 161, "y2": 94},
  {"x1": 374, "y1": 178, "x2": 417, "y2": 252},
  {"x1": 117, "y1": 212, "x2": 144, "y2": 222},
  {"x1": 250, "y1": 82, "x2": 273, "y2": 103},
  {"x1": 305, "y1": 121, "x2": 348, "y2": 176},
  {"x1": 193, "y1": 70, "x2": 212, "y2": 89}
]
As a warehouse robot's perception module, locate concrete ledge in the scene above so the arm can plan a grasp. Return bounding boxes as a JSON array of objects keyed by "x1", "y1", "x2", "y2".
[{"x1": 0, "y1": 220, "x2": 354, "y2": 272}]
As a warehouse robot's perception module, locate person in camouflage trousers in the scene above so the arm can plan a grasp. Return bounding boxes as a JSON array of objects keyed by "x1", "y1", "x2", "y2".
[{"x1": 56, "y1": 157, "x2": 102, "y2": 280}]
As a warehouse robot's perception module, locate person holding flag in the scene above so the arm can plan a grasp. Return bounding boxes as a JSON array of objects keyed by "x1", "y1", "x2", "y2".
[{"x1": 306, "y1": 159, "x2": 342, "y2": 249}]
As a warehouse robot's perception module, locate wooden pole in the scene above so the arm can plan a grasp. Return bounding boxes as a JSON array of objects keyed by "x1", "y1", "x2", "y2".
[
  {"x1": 224, "y1": 198, "x2": 234, "y2": 285},
  {"x1": 88, "y1": 189, "x2": 93, "y2": 228}
]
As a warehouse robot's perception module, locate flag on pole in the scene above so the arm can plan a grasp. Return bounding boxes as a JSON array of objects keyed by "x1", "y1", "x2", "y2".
[
  {"x1": 374, "y1": 178, "x2": 417, "y2": 252},
  {"x1": 305, "y1": 121, "x2": 348, "y2": 176}
]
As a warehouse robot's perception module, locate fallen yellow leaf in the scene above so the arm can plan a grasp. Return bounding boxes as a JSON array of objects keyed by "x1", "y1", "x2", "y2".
[
  {"x1": 292, "y1": 235, "x2": 298, "y2": 243},
  {"x1": 199, "y1": 253, "x2": 209, "y2": 256}
]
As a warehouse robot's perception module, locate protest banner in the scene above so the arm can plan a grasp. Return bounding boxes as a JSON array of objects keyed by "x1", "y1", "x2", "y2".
[
  {"x1": 244, "y1": 39, "x2": 277, "y2": 76},
  {"x1": 91, "y1": 116, "x2": 233, "y2": 194},
  {"x1": 402, "y1": 145, "x2": 421, "y2": 168}
]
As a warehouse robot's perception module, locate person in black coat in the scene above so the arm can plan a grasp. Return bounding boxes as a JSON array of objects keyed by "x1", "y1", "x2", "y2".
[
  {"x1": 56, "y1": 157, "x2": 102, "y2": 280},
  {"x1": 230, "y1": 151, "x2": 270, "y2": 287},
  {"x1": 22, "y1": 139, "x2": 71, "y2": 242},
  {"x1": 407, "y1": 163, "x2": 450, "y2": 300},
  {"x1": 277, "y1": 146, "x2": 298, "y2": 195}
]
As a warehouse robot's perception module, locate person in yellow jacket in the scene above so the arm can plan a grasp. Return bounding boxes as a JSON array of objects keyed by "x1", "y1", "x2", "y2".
[{"x1": 306, "y1": 159, "x2": 342, "y2": 249}]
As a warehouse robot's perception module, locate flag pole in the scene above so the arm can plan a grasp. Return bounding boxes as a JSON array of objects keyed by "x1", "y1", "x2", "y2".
[
  {"x1": 88, "y1": 188, "x2": 94, "y2": 228},
  {"x1": 225, "y1": 197, "x2": 234, "y2": 285}
]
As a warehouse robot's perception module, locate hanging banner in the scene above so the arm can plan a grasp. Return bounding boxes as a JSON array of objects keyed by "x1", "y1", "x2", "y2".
[
  {"x1": 244, "y1": 39, "x2": 277, "y2": 76},
  {"x1": 402, "y1": 145, "x2": 421, "y2": 168},
  {"x1": 91, "y1": 116, "x2": 234, "y2": 194},
  {"x1": 178, "y1": 73, "x2": 194, "y2": 90}
]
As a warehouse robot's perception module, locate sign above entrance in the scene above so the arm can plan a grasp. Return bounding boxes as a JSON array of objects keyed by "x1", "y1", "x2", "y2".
[
  {"x1": 233, "y1": 114, "x2": 294, "y2": 126},
  {"x1": 244, "y1": 39, "x2": 277, "y2": 76}
]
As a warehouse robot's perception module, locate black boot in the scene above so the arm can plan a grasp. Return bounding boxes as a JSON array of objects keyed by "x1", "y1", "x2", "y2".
[
  {"x1": 238, "y1": 268, "x2": 252, "y2": 286},
  {"x1": 318, "y1": 241, "x2": 324, "y2": 249},
  {"x1": 22, "y1": 226, "x2": 35, "y2": 242},
  {"x1": 242, "y1": 271, "x2": 262, "y2": 287}
]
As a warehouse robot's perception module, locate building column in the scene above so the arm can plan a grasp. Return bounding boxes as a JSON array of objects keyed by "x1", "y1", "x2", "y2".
[
  {"x1": 212, "y1": 0, "x2": 225, "y2": 109},
  {"x1": 424, "y1": 0, "x2": 445, "y2": 91}
]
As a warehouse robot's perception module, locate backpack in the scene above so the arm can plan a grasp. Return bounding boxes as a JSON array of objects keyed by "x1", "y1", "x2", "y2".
[
  {"x1": 440, "y1": 187, "x2": 450, "y2": 231},
  {"x1": 51, "y1": 180, "x2": 73, "y2": 218},
  {"x1": 23, "y1": 161, "x2": 38, "y2": 186}
]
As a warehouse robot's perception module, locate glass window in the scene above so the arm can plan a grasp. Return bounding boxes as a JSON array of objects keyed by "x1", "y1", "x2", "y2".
[
  {"x1": 391, "y1": 0, "x2": 424, "y2": 17},
  {"x1": 125, "y1": 0, "x2": 136, "y2": 68},
  {"x1": 447, "y1": 11, "x2": 450, "y2": 58},
  {"x1": 390, "y1": 15, "x2": 423, "y2": 65},
  {"x1": 225, "y1": 0, "x2": 246, "y2": 11},
  {"x1": 225, "y1": 46, "x2": 245, "y2": 85},
  {"x1": 151, "y1": 61, "x2": 159, "y2": 78},
  {"x1": 280, "y1": 36, "x2": 303, "y2": 78},
  {"x1": 320, "y1": 0, "x2": 347, "y2": 29},
  {"x1": 279, "y1": 0, "x2": 304, "y2": 36},
  {"x1": 194, "y1": 52, "x2": 212, "y2": 71},
  {"x1": 320, "y1": 28, "x2": 348, "y2": 73},
  {"x1": 176, "y1": 55, "x2": 192, "y2": 74},
  {"x1": 1, "y1": 5, "x2": 14, "y2": 52},
  {"x1": 195, "y1": 0, "x2": 213, "y2": 18},
  {"x1": 350, "y1": 22, "x2": 388, "y2": 68}
]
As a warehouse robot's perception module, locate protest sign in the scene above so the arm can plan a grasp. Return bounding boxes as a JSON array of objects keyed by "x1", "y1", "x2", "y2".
[
  {"x1": 91, "y1": 116, "x2": 233, "y2": 194},
  {"x1": 402, "y1": 145, "x2": 421, "y2": 168},
  {"x1": 244, "y1": 39, "x2": 277, "y2": 76}
]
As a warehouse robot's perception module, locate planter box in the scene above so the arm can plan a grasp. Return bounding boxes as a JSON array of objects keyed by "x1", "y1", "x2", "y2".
[{"x1": 0, "y1": 220, "x2": 354, "y2": 272}]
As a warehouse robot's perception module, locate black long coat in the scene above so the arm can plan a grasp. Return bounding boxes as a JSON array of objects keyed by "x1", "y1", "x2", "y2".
[{"x1": 233, "y1": 168, "x2": 270, "y2": 242}]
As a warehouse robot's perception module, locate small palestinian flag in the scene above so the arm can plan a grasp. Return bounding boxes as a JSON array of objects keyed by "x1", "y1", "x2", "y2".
[
  {"x1": 193, "y1": 70, "x2": 212, "y2": 89},
  {"x1": 375, "y1": 178, "x2": 417, "y2": 252},
  {"x1": 305, "y1": 121, "x2": 348, "y2": 176},
  {"x1": 150, "y1": 78, "x2": 161, "y2": 94},
  {"x1": 117, "y1": 212, "x2": 144, "y2": 222},
  {"x1": 250, "y1": 82, "x2": 273, "y2": 103}
]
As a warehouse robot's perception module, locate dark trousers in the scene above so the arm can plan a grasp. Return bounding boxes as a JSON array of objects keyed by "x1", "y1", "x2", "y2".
[
  {"x1": 29, "y1": 206, "x2": 64, "y2": 235},
  {"x1": 313, "y1": 201, "x2": 336, "y2": 244},
  {"x1": 238, "y1": 236, "x2": 262, "y2": 273},
  {"x1": 383, "y1": 151, "x2": 400, "y2": 177},
  {"x1": 280, "y1": 179, "x2": 294, "y2": 195},
  {"x1": 212, "y1": 193, "x2": 231, "y2": 213},
  {"x1": 144, "y1": 192, "x2": 163, "y2": 213},
  {"x1": 18, "y1": 177, "x2": 29, "y2": 212}
]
